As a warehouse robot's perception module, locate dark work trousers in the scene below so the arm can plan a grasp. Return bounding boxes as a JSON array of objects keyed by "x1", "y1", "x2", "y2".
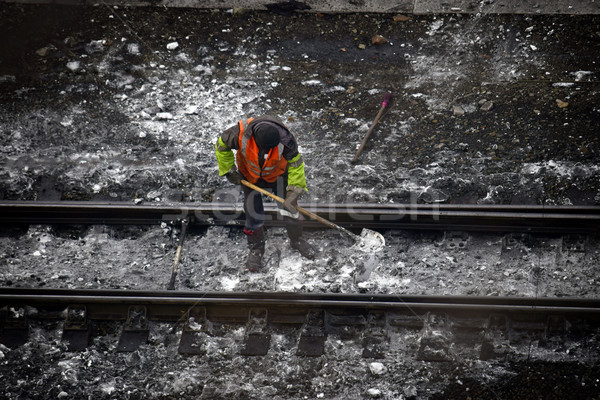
[{"x1": 241, "y1": 171, "x2": 303, "y2": 239}]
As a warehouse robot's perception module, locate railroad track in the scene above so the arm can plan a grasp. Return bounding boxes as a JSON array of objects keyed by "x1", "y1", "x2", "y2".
[
  {"x1": 1, "y1": 288, "x2": 599, "y2": 360},
  {"x1": 1, "y1": 202, "x2": 599, "y2": 361},
  {"x1": 0, "y1": 200, "x2": 599, "y2": 233}
]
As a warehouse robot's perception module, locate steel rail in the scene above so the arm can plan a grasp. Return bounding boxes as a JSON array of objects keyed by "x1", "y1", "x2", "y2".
[
  {"x1": 2, "y1": 288, "x2": 600, "y2": 322},
  {"x1": 0, "y1": 201, "x2": 599, "y2": 233},
  {"x1": 5, "y1": 288, "x2": 599, "y2": 357}
]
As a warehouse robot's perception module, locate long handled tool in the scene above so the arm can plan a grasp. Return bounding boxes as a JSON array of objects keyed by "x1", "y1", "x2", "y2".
[
  {"x1": 241, "y1": 180, "x2": 385, "y2": 252},
  {"x1": 167, "y1": 217, "x2": 190, "y2": 290},
  {"x1": 352, "y1": 92, "x2": 393, "y2": 163}
]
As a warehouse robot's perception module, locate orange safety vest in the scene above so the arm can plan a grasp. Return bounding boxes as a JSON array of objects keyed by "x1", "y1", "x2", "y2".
[{"x1": 236, "y1": 118, "x2": 288, "y2": 183}]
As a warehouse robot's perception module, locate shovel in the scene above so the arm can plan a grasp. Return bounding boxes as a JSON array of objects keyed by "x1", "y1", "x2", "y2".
[{"x1": 241, "y1": 180, "x2": 385, "y2": 252}]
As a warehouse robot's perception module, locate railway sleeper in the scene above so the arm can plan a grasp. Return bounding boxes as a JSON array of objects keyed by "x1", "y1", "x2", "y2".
[
  {"x1": 297, "y1": 309, "x2": 327, "y2": 357},
  {"x1": 61, "y1": 305, "x2": 92, "y2": 352},
  {"x1": 361, "y1": 310, "x2": 389, "y2": 359},
  {"x1": 325, "y1": 311, "x2": 367, "y2": 339},
  {"x1": 562, "y1": 234, "x2": 588, "y2": 253},
  {"x1": 480, "y1": 313, "x2": 512, "y2": 361},
  {"x1": 443, "y1": 231, "x2": 469, "y2": 251},
  {"x1": 0, "y1": 305, "x2": 596, "y2": 361},
  {"x1": 241, "y1": 308, "x2": 271, "y2": 356},
  {"x1": 0, "y1": 305, "x2": 28, "y2": 348},
  {"x1": 417, "y1": 312, "x2": 452, "y2": 362},
  {"x1": 501, "y1": 233, "x2": 535, "y2": 259},
  {"x1": 117, "y1": 305, "x2": 149, "y2": 352},
  {"x1": 178, "y1": 306, "x2": 212, "y2": 355}
]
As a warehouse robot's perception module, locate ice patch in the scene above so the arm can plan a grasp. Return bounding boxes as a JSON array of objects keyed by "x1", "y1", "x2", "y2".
[
  {"x1": 326, "y1": 86, "x2": 346, "y2": 92},
  {"x1": 100, "y1": 383, "x2": 116, "y2": 395},
  {"x1": 301, "y1": 80, "x2": 322, "y2": 86},
  {"x1": 127, "y1": 43, "x2": 140, "y2": 55},
  {"x1": 341, "y1": 118, "x2": 361, "y2": 126},
  {"x1": 571, "y1": 71, "x2": 593, "y2": 81},
  {"x1": 522, "y1": 161, "x2": 600, "y2": 178},
  {"x1": 274, "y1": 255, "x2": 305, "y2": 291},
  {"x1": 426, "y1": 19, "x2": 444, "y2": 36},
  {"x1": 0, "y1": 75, "x2": 16, "y2": 83},
  {"x1": 66, "y1": 61, "x2": 80, "y2": 72},
  {"x1": 220, "y1": 276, "x2": 239, "y2": 291}
]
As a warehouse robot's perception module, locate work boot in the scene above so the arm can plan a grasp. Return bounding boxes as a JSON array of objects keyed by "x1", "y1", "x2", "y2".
[
  {"x1": 290, "y1": 237, "x2": 316, "y2": 260},
  {"x1": 286, "y1": 219, "x2": 316, "y2": 260},
  {"x1": 244, "y1": 227, "x2": 265, "y2": 272}
]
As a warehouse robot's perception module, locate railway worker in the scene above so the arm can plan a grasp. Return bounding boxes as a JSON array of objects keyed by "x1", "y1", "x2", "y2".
[{"x1": 215, "y1": 115, "x2": 316, "y2": 271}]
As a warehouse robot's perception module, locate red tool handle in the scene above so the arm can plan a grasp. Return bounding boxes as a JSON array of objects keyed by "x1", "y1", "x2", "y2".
[
  {"x1": 352, "y1": 92, "x2": 393, "y2": 163},
  {"x1": 382, "y1": 92, "x2": 393, "y2": 108}
]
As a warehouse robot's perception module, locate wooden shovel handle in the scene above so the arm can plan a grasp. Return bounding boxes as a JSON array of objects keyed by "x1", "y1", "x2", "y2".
[{"x1": 241, "y1": 180, "x2": 357, "y2": 237}]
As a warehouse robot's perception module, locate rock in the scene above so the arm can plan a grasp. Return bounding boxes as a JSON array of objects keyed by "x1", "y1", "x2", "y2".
[
  {"x1": 143, "y1": 106, "x2": 160, "y2": 115},
  {"x1": 419, "y1": 187, "x2": 449, "y2": 203},
  {"x1": 480, "y1": 100, "x2": 494, "y2": 111},
  {"x1": 369, "y1": 362, "x2": 387, "y2": 375},
  {"x1": 371, "y1": 35, "x2": 387, "y2": 45},
  {"x1": 85, "y1": 40, "x2": 105, "y2": 54},
  {"x1": 366, "y1": 388, "x2": 382, "y2": 398},
  {"x1": 167, "y1": 41, "x2": 179, "y2": 50},
  {"x1": 156, "y1": 112, "x2": 174, "y2": 120},
  {"x1": 36, "y1": 47, "x2": 52, "y2": 57},
  {"x1": 184, "y1": 105, "x2": 199, "y2": 114},
  {"x1": 404, "y1": 385, "x2": 418, "y2": 397},
  {"x1": 580, "y1": 145, "x2": 590, "y2": 156},
  {"x1": 358, "y1": 44, "x2": 367, "y2": 50},
  {"x1": 393, "y1": 14, "x2": 411, "y2": 22},
  {"x1": 146, "y1": 190, "x2": 161, "y2": 200},
  {"x1": 556, "y1": 99, "x2": 569, "y2": 108},
  {"x1": 452, "y1": 105, "x2": 465, "y2": 116},
  {"x1": 64, "y1": 37, "x2": 77, "y2": 47},
  {"x1": 127, "y1": 43, "x2": 140, "y2": 55}
]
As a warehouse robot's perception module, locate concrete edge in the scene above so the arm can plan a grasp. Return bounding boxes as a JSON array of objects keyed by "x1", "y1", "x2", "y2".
[{"x1": 1, "y1": 0, "x2": 599, "y2": 15}]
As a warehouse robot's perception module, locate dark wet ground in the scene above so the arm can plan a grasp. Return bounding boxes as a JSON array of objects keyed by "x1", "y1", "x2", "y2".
[{"x1": 0, "y1": 4, "x2": 599, "y2": 205}]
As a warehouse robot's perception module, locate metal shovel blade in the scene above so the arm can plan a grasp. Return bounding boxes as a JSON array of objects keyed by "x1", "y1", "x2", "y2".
[{"x1": 352, "y1": 229, "x2": 386, "y2": 253}]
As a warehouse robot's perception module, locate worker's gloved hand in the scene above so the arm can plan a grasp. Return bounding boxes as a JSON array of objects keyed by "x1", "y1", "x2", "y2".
[
  {"x1": 225, "y1": 169, "x2": 243, "y2": 185},
  {"x1": 284, "y1": 186, "x2": 304, "y2": 213}
]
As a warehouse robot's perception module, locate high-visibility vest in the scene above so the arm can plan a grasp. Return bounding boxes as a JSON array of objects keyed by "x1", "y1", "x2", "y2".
[{"x1": 236, "y1": 118, "x2": 288, "y2": 183}]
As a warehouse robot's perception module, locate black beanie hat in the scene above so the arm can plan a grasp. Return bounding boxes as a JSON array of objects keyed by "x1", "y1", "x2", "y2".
[{"x1": 253, "y1": 123, "x2": 281, "y2": 149}]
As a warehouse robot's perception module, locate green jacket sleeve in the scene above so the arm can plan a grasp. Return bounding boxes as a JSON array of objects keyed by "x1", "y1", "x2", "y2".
[
  {"x1": 215, "y1": 136, "x2": 235, "y2": 176},
  {"x1": 287, "y1": 153, "x2": 307, "y2": 191}
]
